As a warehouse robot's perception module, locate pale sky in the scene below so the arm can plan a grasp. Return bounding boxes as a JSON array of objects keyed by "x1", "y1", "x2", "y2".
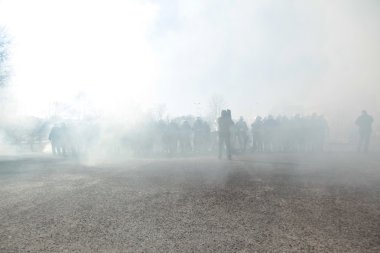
[
  {"x1": 0, "y1": 0, "x2": 379, "y2": 127},
  {"x1": 0, "y1": 0, "x2": 159, "y2": 118}
]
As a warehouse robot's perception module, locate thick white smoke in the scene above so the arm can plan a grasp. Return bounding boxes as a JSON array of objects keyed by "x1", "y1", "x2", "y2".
[
  {"x1": 0, "y1": 0, "x2": 379, "y2": 149},
  {"x1": 151, "y1": 0, "x2": 380, "y2": 139}
]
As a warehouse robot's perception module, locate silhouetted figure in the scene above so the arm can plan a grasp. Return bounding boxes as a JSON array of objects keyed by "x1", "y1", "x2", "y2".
[
  {"x1": 180, "y1": 120, "x2": 192, "y2": 154},
  {"x1": 236, "y1": 116, "x2": 249, "y2": 153},
  {"x1": 48, "y1": 124, "x2": 62, "y2": 155},
  {"x1": 201, "y1": 121, "x2": 211, "y2": 152},
  {"x1": 167, "y1": 121, "x2": 180, "y2": 155},
  {"x1": 193, "y1": 117, "x2": 203, "y2": 153},
  {"x1": 251, "y1": 116, "x2": 263, "y2": 152},
  {"x1": 262, "y1": 115, "x2": 277, "y2": 152},
  {"x1": 218, "y1": 110, "x2": 234, "y2": 159},
  {"x1": 292, "y1": 114, "x2": 305, "y2": 152},
  {"x1": 355, "y1": 110, "x2": 374, "y2": 152},
  {"x1": 59, "y1": 123, "x2": 70, "y2": 156},
  {"x1": 157, "y1": 120, "x2": 169, "y2": 154}
]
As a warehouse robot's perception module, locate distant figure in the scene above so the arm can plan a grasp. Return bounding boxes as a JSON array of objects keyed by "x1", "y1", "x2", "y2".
[
  {"x1": 251, "y1": 116, "x2": 263, "y2": 152},
  {"x1": 193, "y1": 117, "x2": 203, "y2": 153},
  {"x1": 180, "y1": 120, "x2": 192, "y2": 154},
  {"x1": 48, "y1": 124, "x2": 61, "y2": 155},
  {"x1": 262, "y1": 115, "x2": 277, "y2": 152},
  {"x1": 355, "y1": 110, "x2": 374, "y2": 152},
  {"x1": 236, "y1": 116, "x2": 249, "y2": 153},
  {"x1": 167, "y1": 121, "x2": 180, "y2": 156},
  {"x1": 200, "y1": 121, "x2": 211, "y2": 152},
  {"x1": 60, "y1": 123, "x2": 69, "y2": 156},
  {"x1": 218, "y1": 110, "x2": 234, "y2": 159}
]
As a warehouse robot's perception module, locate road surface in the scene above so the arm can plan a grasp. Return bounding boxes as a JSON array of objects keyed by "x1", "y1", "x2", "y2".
[{"x1": 0, "y1": 153, "x2": 379, "y2": 252}]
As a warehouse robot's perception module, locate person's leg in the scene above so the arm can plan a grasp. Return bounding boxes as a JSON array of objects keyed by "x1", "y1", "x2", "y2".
[
  {"x1": 252, "y1": 136, "x2": 256, "y2": 152},
  {"x1": 238, "y1": 133, "x2": 243, "y2": 152},
  {"x1": 358, "y1": 134, "x2": 364, "y2": 152},
  {"x1": 258, "y1": 137, "x2": 263, "y2": 152},
  {"x1": 56, "y1": 142, "x2": 61, "y2": 155},
  {"x1": 226, "y1": 134, "x2": 231, "y2": 160},
  {"x1": 218, "y1": 135, "x2": 223, "y2": 159},
  {"x1": 243, "y1": 135, "x2": 248, "y2": 152},
  {"x1": 51, "y1": 142, "x2": 56, "y2": 155},
  {"x1": 61, "y1": 142, "x2": 66, "y2": 156},
  {"x1": 364, "y1": 133, "x2": 371, "y2": 152}
]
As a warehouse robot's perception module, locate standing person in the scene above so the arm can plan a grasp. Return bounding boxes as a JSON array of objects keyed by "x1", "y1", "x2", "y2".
[
  {"x1": 262, "y1": 115, "x2": 277, "y2": 152},
  {"x1": 60, "y1": 123, "x2": 69, "y2": 156},
  {"x1": 48, "y1": 124, "x2": 61, "y2": 155},
  {"x1": 180, "y1": 120, "x2": 192, "y2": 154},
  {"x1": 201, "y1": 121, "x2": 211, "y2": 153},
  {"x1": 167, "y1": 121, "x2": 180, "y2": 156},
  {"x1": 236, "y1": 116, "x2": 249, "y2": 153},
  {"x1": 251, "y1": 116, "x2": 263, "y2": 152},
  {"x1": 355, "y1": 110, "x2": 374, "y2": 152},
  {"x1": 193, "y1": 117, "x2": 203, "y2": 153},
  {"x1": 218, "y1": 110, "x2": 234, "y2": 160}
]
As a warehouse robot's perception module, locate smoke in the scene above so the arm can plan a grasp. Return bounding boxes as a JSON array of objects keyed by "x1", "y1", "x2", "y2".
[
  {"x1": 307, "y1": 1, "x2": 380, "y2": 138},
  {"x1": 151, "y1": 0, "x2": 380, "y2": 135},
  {"x1": 0, "y1": 0, "x2": 379, "y2": 157},
  {"x1": 0, "y1": 0, "x2": 159, "y2": 118}
]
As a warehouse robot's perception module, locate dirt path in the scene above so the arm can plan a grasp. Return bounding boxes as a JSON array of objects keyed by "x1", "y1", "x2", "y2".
[{"x1": 0, "y1": 154, "x2": 379, "y2": 252}]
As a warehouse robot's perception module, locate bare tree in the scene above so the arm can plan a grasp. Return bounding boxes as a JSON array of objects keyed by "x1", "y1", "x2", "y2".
[{"x1": 0, "y1": 28, "x2": 9, "y2": 87}]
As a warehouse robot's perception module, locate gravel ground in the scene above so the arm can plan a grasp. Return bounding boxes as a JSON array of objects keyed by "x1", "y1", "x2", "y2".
[{"x1": 0, "y1": 153, "x2": 379, "y2": 252}]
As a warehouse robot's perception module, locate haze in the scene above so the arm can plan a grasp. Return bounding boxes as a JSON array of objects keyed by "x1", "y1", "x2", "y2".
[
  {"x1": 0, "y1": 0, "x2": 379, "y2": 133},
  {"x1": 1, "y1": 2, "x2": 380, "y2": 252}
]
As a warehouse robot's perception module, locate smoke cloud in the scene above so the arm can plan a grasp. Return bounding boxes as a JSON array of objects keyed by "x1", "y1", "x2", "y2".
[{"x1": 0, "y1": 0, "x2": 379, "y2": 152}]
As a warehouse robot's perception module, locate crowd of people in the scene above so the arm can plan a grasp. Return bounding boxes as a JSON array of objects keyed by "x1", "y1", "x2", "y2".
[
  {"x1": 250, "y1": 114, "x2": 329, "y2": 153},
  {"x1": 48, "y1": 122, "x2": 99, "y2": 157},
  {"x1": 159, "y1": 117, "x2": 212, "y2": 155},
  {"x1": 47, "y1": 110, "x2": 375, "y2": 158}
]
